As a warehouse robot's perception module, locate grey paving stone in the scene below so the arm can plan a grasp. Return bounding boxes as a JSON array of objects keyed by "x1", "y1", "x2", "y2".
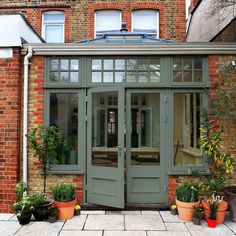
[
  {"x1": 59, "y1": 231, "x2": 103, "y2": 236},
  {"x1": 81, "y1": 210, "x2": 105, "y2": 215},
  {"x1": 15, "y1": 221, "x2": 64, "y2": 236},
  {"x1": 224, "y1": 213, "x2": 236, "y2": 234},
  {"x1": 106, "y1": 211, "x2": 141, "y2": 215},
  {"x1": 106, "y1": 211, "x2": 124, "y2": 215},
  {"x1": 125, "y1": 215, "x2": 166, "y2": 231},
  {"x1": 62, "y1": 215, "x2": 87, "y2": 230},
  {"x1": 141, "y1": 211, "x2": 160, "y2": 215},
  {"x1": 104, "y1": 231, "x2": 147, "y2": 236},
  {"x1": 9, "y1": 215, "x2": 18, "y2": 221},
  {"x1": 159, "y1": 211, "x2": 184, "y2": 223},
  {"x1": 147, "y1": 231, "x2": 191, "y2": 236},
  {"x1": 0, "y1": 213, "x2": 15, "y2": 220},
  {"x1": 84, "y1": 215, "x2": 124, "y2": 230},
  {"x1": 165, "y1": 222, "x2": 189, "y2": 231},
  {"x1": 0, "y1": 221, "x2": 22, "y2": 236},
  {"x1": 185, "y1": 221, "x2": 235, "y2": 236}
]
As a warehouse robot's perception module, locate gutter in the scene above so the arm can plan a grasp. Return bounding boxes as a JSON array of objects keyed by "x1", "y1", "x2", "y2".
[{"x1": 23, "y1": 46, "x2": 33, "y2": 191}]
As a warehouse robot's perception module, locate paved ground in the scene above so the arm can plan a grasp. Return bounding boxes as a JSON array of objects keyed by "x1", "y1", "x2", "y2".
[{"x1": 0, "y1": 210, "x2": 236, "y2": 236}]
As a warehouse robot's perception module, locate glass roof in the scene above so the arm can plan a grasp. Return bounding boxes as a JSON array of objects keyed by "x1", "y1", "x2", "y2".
[{"x1": 76, "y1": 31, "x2": 175, "y2": 44}]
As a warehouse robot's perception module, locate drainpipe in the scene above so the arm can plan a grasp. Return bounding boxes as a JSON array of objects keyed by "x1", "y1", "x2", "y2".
[{"x1": 23, "y1": 46, "x2": 33, "y2": 192}]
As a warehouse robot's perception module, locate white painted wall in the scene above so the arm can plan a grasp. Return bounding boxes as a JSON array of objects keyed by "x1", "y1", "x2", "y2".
[
  {"x1": 0, "y1": 14, "x2": 43, "y2": 47},
  {"x1": 187, "y1": 0, "x2": 236, "y2": 42}
]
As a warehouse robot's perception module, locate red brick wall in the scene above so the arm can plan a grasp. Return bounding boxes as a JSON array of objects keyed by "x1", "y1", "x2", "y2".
[
  {"x1": 0, "y1": 48, "x2": 21, "y2": 213},
  {"x1": 0, "y1": 0, "x2": 186, "y2": 42}
]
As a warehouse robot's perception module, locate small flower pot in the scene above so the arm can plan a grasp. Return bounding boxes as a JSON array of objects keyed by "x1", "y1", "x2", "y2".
[
  {"x1": 17, "y1": 213, "x2": 32, "y2": 225},
  {"x1": 192, "y1": 217, "x2": 201, "y2": 225},
  {"x1": 54, "y1": 199, "x2": 76, "y2": 220},
  {"x1": 207, "y1": 218, "x2": 217, "y2": 228},
  {"x1": 170, "y1": 208, "x2": 178, "y2": 215},
  {"x1": 33, "y1": 200, "x2": 53, "y2": 221},
  {"x1": 74, "y1": 209, "x2": 81, "y2": 216},
  {"x1": 48, "y1": 215, "x2": 57, "y2": 223}
]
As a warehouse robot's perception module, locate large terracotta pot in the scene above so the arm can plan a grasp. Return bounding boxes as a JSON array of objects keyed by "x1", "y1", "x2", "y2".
[
  {"x1": 224, "y1": 186, "x2": 236, "y2": 222},
  {"x1": 202, "y1": 199, "x2": 228, "y2": 224},
  {"x1": 54, "y1": 199, "x2": 76, "y2": 220},
  {"x1": 176, "y1": 198, "x2": 200, "y2": 221}
]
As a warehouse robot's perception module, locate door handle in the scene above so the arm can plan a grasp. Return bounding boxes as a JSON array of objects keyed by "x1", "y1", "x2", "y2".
[{"x1": 118, "y1": 145, "x2": 122, "y2": 157}]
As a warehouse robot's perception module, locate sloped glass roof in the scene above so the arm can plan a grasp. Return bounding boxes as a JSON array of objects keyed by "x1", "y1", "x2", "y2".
[{"x1": 76, "y1": 31, "x2": 175, "y2": 44}]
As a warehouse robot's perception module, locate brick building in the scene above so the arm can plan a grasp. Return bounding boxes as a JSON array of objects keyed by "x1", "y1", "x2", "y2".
[{"x1": 0, "y1": 0, "x2": 236, "y2": 212}]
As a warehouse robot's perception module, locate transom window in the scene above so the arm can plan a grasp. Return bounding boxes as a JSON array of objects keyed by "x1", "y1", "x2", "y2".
[
  {"x1": 95, "y1": 10, "x2": 121, "y2": 38},
  {"x1": 49, "y1": 58, "x2": 80, "y2": 83},
  {"x1": 173, "y1": 57, "x2": 203, "y2": 82},
  {"x1": 91, "y1": 58, "x2": 160, "y2": 83},
  {"x1": 42, "y1": 11, "x2": 65, "y2": 43},
  {"x1": 132, "y1": 10, "x2": 159, "y2": 38}
]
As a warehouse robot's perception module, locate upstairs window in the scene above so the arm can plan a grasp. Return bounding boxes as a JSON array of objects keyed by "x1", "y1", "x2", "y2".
[
  {"x1": 95, "y1": 10, "x2": 121, "y2": 38},
  {"x1": 42, "y1": 11, "x2": 65, "y2": 43},
  {"x1": 132, "y1": 10, "x2": 159, "y2": 38}
]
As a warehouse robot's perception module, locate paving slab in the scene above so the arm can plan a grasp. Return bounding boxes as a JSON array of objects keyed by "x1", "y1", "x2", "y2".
[
  {"x1": 224, "y1": 214, "x2": 236, "y2": 234},
  {"x1": 15, "y1": 221, "x2": 64, "y2": 236},
  {"x1": 84, "y1": 215, "x2": 124, "y2": 230},
  {"x1": 165, "y1": 222, "x2": 189, "y2": 231},
  {"x1": 185, "y1": 221, "x2": 235, "y2": 236},
  {"x1": 62, "y1": 215, "x2": 87, "y2": 230},
  {"x1": 141, "y1": 211, "x2": 159, "y2": 215},
  {"x1": 147, "y1": 231, "x2": 191, "y2": 236},
  {"x1": 104, "y1": 231, "x2": 147, "y2": 236},
  {"x1": 106, "y1": 211, "x2": 141, "y2": 215},
  {"x1": 59, "y1": 231, "x2": 103, "y2": 236},
  {"x1": 159, "y1": 211, "x2": 184, "y2": 223},
  {"x1": 0, "y1": 221, "x2": 22, "y2": 236},
  {"x1": 0, "y1": 213, "x2": 14, "y2": 220},
  {"x1": 81, "y1": 210, "x2": 105, "y2": 215},
  {"x1": 125, "y1": 214, "x2": 166, "y2": 231}
]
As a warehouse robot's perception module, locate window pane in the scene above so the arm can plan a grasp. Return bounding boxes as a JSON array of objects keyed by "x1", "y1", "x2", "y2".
[
  {"x1": 173, "y1": 93, "x2": 203, "y2": 166},
  {"x1": 115, "y1": 71, "x2": 125, "y2": 82},
  {"x1": 183, "y1": 58, "x2": 192, "y2": 70},
  {"x1": 95, "y1": 10, "x2": 121, "y2": 37},
  {"x1": 92, "y1": 72, "x2": 102, "y2": 82},
  {"x1": 194, "y1": 70, "x2": 202, "y2": 82},
  {"x1": 127, "y1": 59, "x2": 137, "y2": 70},
  {"x1": 133, "y1": 10, "x2": 158, "y2": 35},
  {"x1": 104, "y1": 59, "x2": 113, "y2": 70},
  {"x1": 149, "y1": 58, "x2": 160, "y2": 70},
  {"x1": 194, "y1": 58, "x2": 203, "y2": 69},
  {"x1": 173, "y1": 58, "x2": 182, "y2": 70},
  {"x1": 50, "y1": 59, "x2": 59, "y2": 70},
  {"x1": 60, "y1": 72, "x2": 69, "y2": 82},
  {"x1": 70, "y1": 72, "x2": 79, "y2": 83},
  {"x1": 104, "y1": 72, "x2": 113, "y2": 82},
  {"x1": 127, "y1": 71, "x2": 136, "y2": 82},
  {"x1": 70, "y1": 60, "x2": 79, "y2": 70},
  {"x1": 44, "y1": 12, "x2": 64, "y2": 22},
  {"x1": 138, "y1": 59, "x2": 148, "y2": 70},
  {"x1": 173, "y1": 71, "x2": 182, "y2": 82},
  {"x1": 92, "y1": 59, "x2": 102, "y2": 70},
  {"x1": 50, "y1": 93, "x2": 78, "y2": 165},
  {"x1": 150, "y1": 71, "x2": 160, "y2": 82},
  {"x1": 115, "y1": 59, "x2": 125, "y2": 70},
  {"x1": 138, "y1": 71, "x2": 148, "y2": 82},
  {"x1": 60, "y1": 60, "x2": 69, "y2": 70},
  {"x1": 183, "y1": 71, "x2": 192, "y2": 82},
  {"x1": 45, "y1": 25, "x2": 63, "y2": 43},
  {"x1": 50, "y1": 72, "x2": 59, "y2": 82}
]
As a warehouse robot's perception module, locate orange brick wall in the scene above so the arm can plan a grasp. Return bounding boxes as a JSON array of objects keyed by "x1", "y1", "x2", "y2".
[
  {"x1": 0, "y1": 0, "x2": 186, "y2": 42},
  {"x1": 0, "y1": 48, "x2": 21, "y2": 213}
]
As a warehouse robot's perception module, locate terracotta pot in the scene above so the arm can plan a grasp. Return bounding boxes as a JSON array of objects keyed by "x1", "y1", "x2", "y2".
[
  {"x1": 192, "y1": 217, "x2": 201, "y2": 225},
  {"x1": 207, "y1": 218, "x2": 217, "y2": 228},
  {"x1": 54, "y1": 199, "x2": 76, "y2": 220},
  {"x1": 202, "y1": 199, "x2": 228, "y2": 224},
  {"x1": 176, "y1": 198, "x2": 200, "y2": 221}
]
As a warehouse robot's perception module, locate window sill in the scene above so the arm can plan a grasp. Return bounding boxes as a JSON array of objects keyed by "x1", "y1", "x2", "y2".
[{"x1": 51, "y1": 170, "x2": 84, "y2": 175}]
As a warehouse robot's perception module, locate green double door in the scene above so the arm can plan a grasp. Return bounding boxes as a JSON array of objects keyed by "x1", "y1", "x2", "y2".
[{"x1": 87, "y1": 88, "x2": 167, "y2": 208}]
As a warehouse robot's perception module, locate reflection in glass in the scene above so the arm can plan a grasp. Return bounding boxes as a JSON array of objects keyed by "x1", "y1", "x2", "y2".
[
  {"x1": 115, "y1": 59, "x2": 125, "y2": 70},
  {"x1": 173, "y1": 93, "x2": 203, "y2": 166},
  {"x1": 130, "y1": 94, "x2": 160, "y2": 166},
  {"x1": 138, "y1": 71, "x2": 148, "y2": 82},
  {"x1": 150, "y1": 71, "x2": 160, "y2": 82},
  {"x1": 149, "y1": 58, "x2": 160, "y2": 70},
  {"x1": 183, "y1": 58, "x2": 192, "y2": 70},
  {"x1": 127, "y1": 59, "x2": 137, "y2": 70},
  {"x1": 92, "y1": 92, "x2": 118, "y2": 167},
  {"x1": 92, "y1": 59, "x2": 102, "y2": 70},
  {"x1": 183, "y1": 71, "x2": 192, "y2": 82},
  {"x1": 60, "y1": 72, "x2": 69, "y2": 81},
  {"x1": 92, "y1": 72, "x2": 102, "y2": 82},
  {"x1": 127, "y1": 71, "x2": 136, "y2": 83},
  {"x1": 60, "y1": 60, "x2": 69, "y2": 70},
  {"x1": 194, "y1": 71, "x2": 202, "y2": 82},
  {"x1": 104, "y1": 59, "x2": 113, "y2": 70},
  {"x1": 104, "y1": 72, "x2": 113, "y2": 82},
  {"x1": 173, "y1": 71, "x2": 182, "y2": 82},
  {"x1": 70, "y1": 72, "x2": 79, "y2": 83},
  {"x1": 50, "y1": 72, "x2": 59, "y2": 82},
  {"x1": 50, "y1": 93, "x2": 78, "y2": 165},
  {"x1": 115, "y1": 71, "x2": 125, "y2": 82},
  {"x1": 51, "y1": 59, "x2": 59, "y2": 70},
  {"x1": 70, "y1": 60, "x2": 79, "y2": 70},
  {"x1": 138, "y1": 59, "x2": 149, "y2": 70}
]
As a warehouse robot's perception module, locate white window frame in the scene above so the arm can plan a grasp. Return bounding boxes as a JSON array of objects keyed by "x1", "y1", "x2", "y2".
[
  {"x1": 131, "y1": 10, "x2": 159, "y2": 39},
  {"x1": 42, "y1": 11, "x2": 65, "y2": 43},
  {"x1": 94, "y1": 10, "x2": 122, "y2": 38}
]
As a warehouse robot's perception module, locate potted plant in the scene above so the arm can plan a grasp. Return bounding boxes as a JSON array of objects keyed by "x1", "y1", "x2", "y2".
[
  {"x1": 52, "y1": 183, "x2": 76, "y2": 220},
  {"x1": 27, "y1": 125, "x2": 66, "y2": 220},
  {"x1": 224, "y1": 186, "x2": 236, "y2": 222},
  {"x1": 47, "y1": 205, "x2": 57, "y2": 223},
  {"x1": 192, "y1": 206, "x2": 203, "y2": 225},
  {"x1": 206, "y1": 195, "x2": 220, "y2": 228},
  {"x1": 74, "y1": 204, "x2": 81, "y2": 216},
  {"x1": 175, "y1": 182, "x2": 199, "y2": 221},
  {"x1": 170, "y1": 204, "x2": 178, "y2": 215}
]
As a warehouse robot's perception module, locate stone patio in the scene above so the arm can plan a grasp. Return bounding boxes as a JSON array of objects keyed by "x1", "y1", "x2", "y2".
[{"x1": 0, "y1": 211, "x2": 235, "y2": 236}]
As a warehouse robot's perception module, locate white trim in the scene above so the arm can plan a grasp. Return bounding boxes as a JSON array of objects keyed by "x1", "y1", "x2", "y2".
[{"x1": 42, "y1": 11, "x2": 65, "y2": 43}]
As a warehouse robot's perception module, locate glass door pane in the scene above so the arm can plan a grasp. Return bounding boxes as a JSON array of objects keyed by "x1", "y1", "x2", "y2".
[{"x1": 92, "y1": 92, "x2": 119, "y2": 167}]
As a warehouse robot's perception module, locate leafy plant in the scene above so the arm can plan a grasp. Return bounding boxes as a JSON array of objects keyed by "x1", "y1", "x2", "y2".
[
  {"x1": 27, "y1": 193, "x2": 45, "y2": 209},
  {"x1": 13, "y1": 195, "x2": 35, "y2": 218},
  {"x1": 176, "y1": 182, "x2": 199, "y2": 203},
  {"x1": 16, "y1": 181, "x2": 27, "y2": 201},
  {"x1": 48, "y1": 205, "x2": 57, "y2": 217},
  {"x1": 207, "y1": 194, "x2": 223, "y2": 220},
  {"x1": 193, "y1": 206, "x2": 204, "y2": 219},
  {"x1": 27, "y1": 125, "x2": 66, "y2": 194},
  {"x1": 52, "y1": 183, "x2": 76, "y2": 202}
]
